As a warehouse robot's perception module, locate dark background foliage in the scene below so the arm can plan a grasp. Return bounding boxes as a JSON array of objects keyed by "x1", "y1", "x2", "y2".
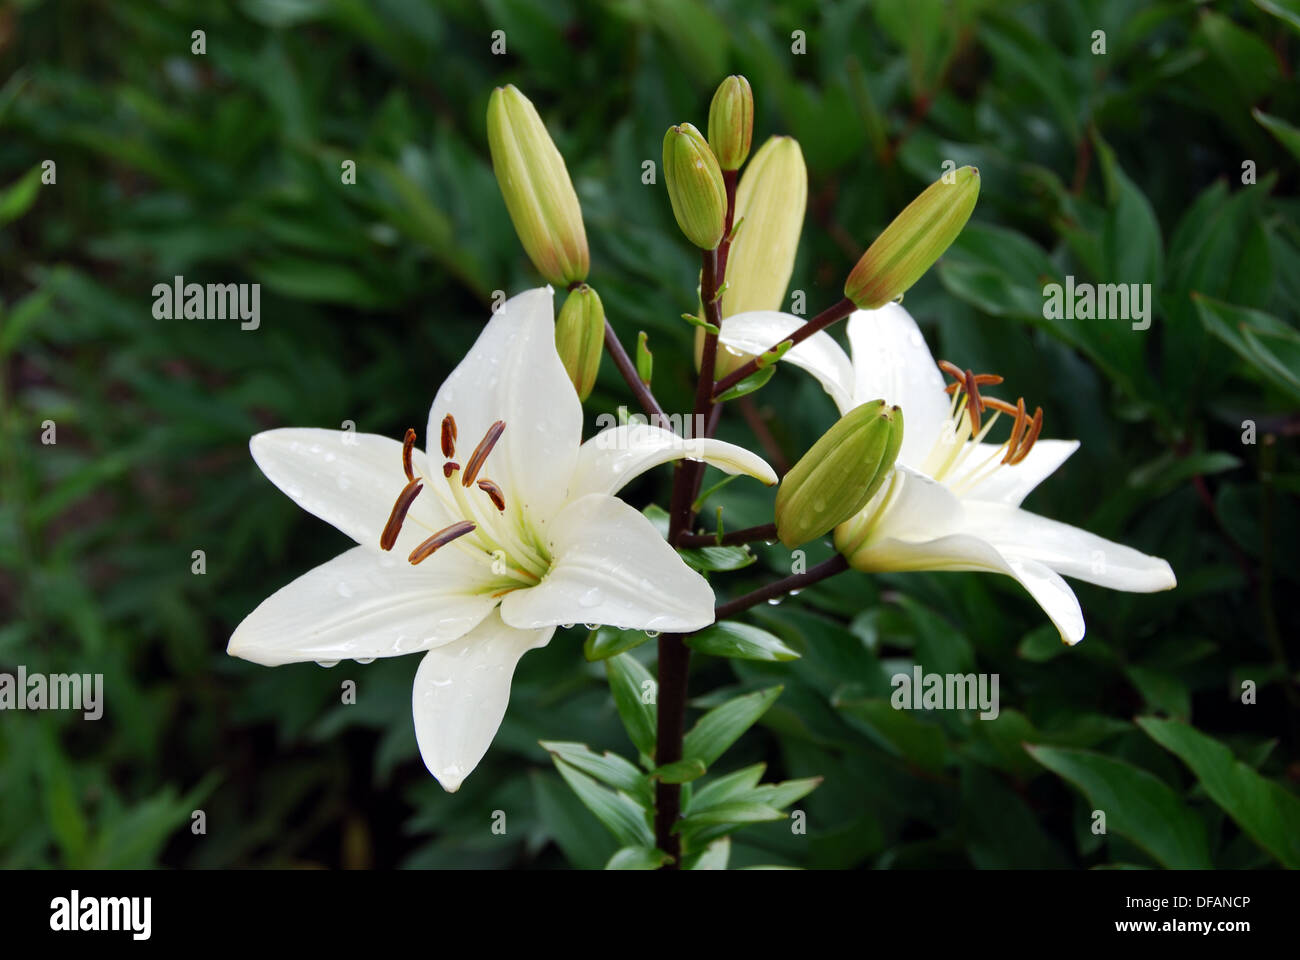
[{"x1": 1, "y1": 0, "x2": 1297, "y2": 868}]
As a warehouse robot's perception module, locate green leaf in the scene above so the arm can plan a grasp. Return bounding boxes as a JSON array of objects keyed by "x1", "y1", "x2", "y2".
[
  {"x1": 650, "y1": 758, "x2": 707, "y2": 784},
  {"x1": 835, "y1": 696, "x2": 947, "y2": 775},
  {"x1": 1196, "y1": 295, "x2": 1300, "y2": 403},
  {"x1": 605, "y1": 846, "x2": 671, "y2": 870},
  {"x1": 682, "y1": 686, "x2": 782, "y2": 767},
  {"x1": 677, "y1": 543, "x2": 757, "y2": 572},
  {"x1": 1252, "y1": 0, "x2": 1300, "y2": 36},
  {"x1": 675, "y1": 802, "x2": 785, "y2": 831},
  {"x1": 552, "y1": 757, "x2": 655, "y2": 849},
  {"x1": 686, "y1": 622, "x2": 800, "y2": 662},
  {"x1": 686, "y1": 763, "x2": 767, "y2": 813},
  {"x1": 1026, "y1": 744, "x2": 1211, "y2": 869},
  {"x1": 540, "y1": 742, "x2": 653, "y2": 807},
  {"x1": 686, "y1": 836, "x2": 731, "y2": 870},
  {"x1": 0, "y1": 165, "x2": 42, "y2": 226},
  {"x1": 715, "y1": 364, "x2": 775, "y2": 402},
  {"x1": 1253, "y1": 108, "x2": 1300, "y2": 163},
  {"x1": 584, "y1": 626, "x2": 651, "y2": 662},
  {"x1": 605, "y1": 654, "x2": 657, "y2": 764},
  {"x1": 1138, "y1": 718, "x2": 1300, "y2": 869}
]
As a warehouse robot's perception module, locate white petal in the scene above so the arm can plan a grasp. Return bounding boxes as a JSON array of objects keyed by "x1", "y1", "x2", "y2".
[
  {"x1": 500, "y1": 494, "x2": 715, "y2": 633},
  {"x1": 569, "y1": 423, "x2": 777, "y2": 501},
  {"x1": 715, "y1": 310, "x2": 856, "y2": 413},
  {"x1": 845, "y1": 305, "x2": 950, "y2": 467},
  {"x1": 250, "y1": 428, "x2": 450, "y2": 554},
  {"x1": 228, "y1": 545, "x2": 499, "y2": 666},
  {"x1": 960, "y1": 502, "x2": 1177, "y2": 592},
  {"x1": 427, "y1": 287, "x2": 582, "y2": 527},
  {"x1": 412, "y1": 610, "x2": 554, "y2": 792},
  {"x1": 844, "y1": 530, "x2": 1086, "y2": 645},
  {"x1": 947, "y1": 439, "x2": 1079, "y2": 506}
]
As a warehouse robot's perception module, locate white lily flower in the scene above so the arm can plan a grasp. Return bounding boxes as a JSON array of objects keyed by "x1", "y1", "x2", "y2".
[
  {"x1": 229, "y1": 287, "x2": 777, "y2": 791},
  {"x1": 718, "y1": 303, "x2": 1175, "y2": 645}
]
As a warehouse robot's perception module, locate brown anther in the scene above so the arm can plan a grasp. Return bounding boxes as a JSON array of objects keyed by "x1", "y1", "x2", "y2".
[
  {"x1": 408, "y1": 521, "x2": 476, "y2": 565},
  {"x1": 964, "y1": 369, "x2": 984, "y2": 434},
  {"x1": 462, "y1": 420, "x2": 505, "y2": 487},
  {"x1": 1001, "y1": 398, "x2": 1028, "y2": 465},
  {"x1": 440, "y1": 414, "x2": 457, "y2": 459},
  {"x1": 477, "y1": 478, "x2": 506, "y2": 512},
  {"x1": 402, "y1": 428, "x2": 416, "y2": 482},
  {"x1": 938, "y1": 359, "x2": 966, "y2": 382},
  {"x1": 982, "y1": 397, "x2": 1020, "y2": 416},
  {"x1": 380, "y1": 479, "x2": 423, "y2": 551},
  {"x1": 443, "y1": 461, "x2": 459, "y2": 479},
  {"x1": 1008, "y1": 406, "x2": 1043, "y2": 465}
]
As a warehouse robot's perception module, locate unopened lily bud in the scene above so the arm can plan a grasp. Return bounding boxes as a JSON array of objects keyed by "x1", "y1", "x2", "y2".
[
  {"x1": 663, "y1": 123, "x2": 727, "y2": 250},
  {"x1": 555, "y1": 284, "x2": 605, "y2": 401},
  {"x1": 487, "y1": 84, "x2": 589, "y2": 285},
  {"x1": 703, "y1": 136, "x2": 808, "y2": 376},
  {"x1": 774, "y1": 400, "x2": 903, "y2": 548},
  {"x1": 707, "y1": 75, "x2": 753, "y2": 171},
  {"x1": 844, "y1": 166, "x2": 979, "y2": 309}
]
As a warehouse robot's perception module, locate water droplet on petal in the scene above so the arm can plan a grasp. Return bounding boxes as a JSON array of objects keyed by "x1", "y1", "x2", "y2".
[
  {"x1": 336, "y1": 582, "x2": 354, "y2": 598},
  {"x1": 645, "y1": 630, "x2": 660, "y2": 638},
  {"x1": 355, "y1": 657, "x2": 375, "y2": 665},
  {"x1": 561, "y1": 623, "x2": 575, "y2": 630},
  {"x1": 578, "y1": 586, "x2": 603, "y2": 609},
  {"x1": 316, "y1": 659, "x2": 340, "y2": 668},
  {"x1": 583, "y1": 623, "x2": 599, "y2": 630}
]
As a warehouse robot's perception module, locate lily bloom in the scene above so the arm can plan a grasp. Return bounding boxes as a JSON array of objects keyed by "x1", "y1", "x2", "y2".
[
  {"x1": 230, "y1": 287, "x2": 776, "y2": 791},
  {"x1": 718, "y1": 303, "x2": 1175, "y2": 644}
]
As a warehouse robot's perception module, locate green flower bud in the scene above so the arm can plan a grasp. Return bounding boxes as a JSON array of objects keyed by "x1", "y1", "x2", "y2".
[
  {"x1": 663, "y1": 123, "x2": 728, "y2": 250},
  {"x1": 555, "y1": 284, "x2": 605, "y2": 401},
  {"x1": 707, "y1": 75, "x2": 753, "y2": 171},
  {"x1": 487, "y1": 85, "x2": 589, "y2": 286},
  {"x1": 700, "y1": 135, "x2": 808, "y2": 376},
  {"x1": 844, "y1": 166, "x2": 979, "y2": 309},
  {"x1": 774, "y1": 400, "x2": 903, "y2": 548}
]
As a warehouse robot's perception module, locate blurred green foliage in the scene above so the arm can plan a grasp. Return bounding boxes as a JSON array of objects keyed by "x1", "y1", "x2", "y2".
[{"x1": 1, "y1": 0, "x2": 1297, "y2": 869}]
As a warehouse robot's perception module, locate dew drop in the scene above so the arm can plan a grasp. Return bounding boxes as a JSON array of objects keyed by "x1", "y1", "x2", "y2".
[
  {"x1": 766, "y1": 597, "x2": 783, "y2": 606},
  {"x1": 316, "y1": 659, "x2": 339, "y2": 668},
  {"x1": 561, "y1": 623, "x2": 575, "y2": 630},
  {"x1": 789, "y1": 589, "x2": 802, "y2": 597},
  {"x1": 355, "y1": 657, "x2": 375, "y2": 665},
  {"x1": 644, "y1": 630, "x2": 660, "y2": 638},
  {"x1": 583, "y1": 623, "x2": 599, "y2": 630},
  {"x1": 336, "y1": 582, "x2": 354, "y2": 598},
  {"x1": 578, "y1": 586, "x2": 604, "y2": 609}
]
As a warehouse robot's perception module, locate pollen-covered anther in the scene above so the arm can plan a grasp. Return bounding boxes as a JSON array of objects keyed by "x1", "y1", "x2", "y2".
[
  {"x1": 443, "y1": 461, "x2": 460, "y2": 479},
  {"x1": 440, "y1": 414, "x2": 457, "y2": 459},
  {"x1": 462, "y1": 420, "x2": 506, "y2": 487},
  {"x1": 477, "y1": 478, "x2": 507, "y2": 512},
  {"x1": 402, "y1": 428, "x2": 417, "y2": 481},
  {"x1": 380, "y1": 478, "x2": 423, "y2": 551},
  {"x1": 409, "y1": 521, "x2": 477, "y2": 565}
]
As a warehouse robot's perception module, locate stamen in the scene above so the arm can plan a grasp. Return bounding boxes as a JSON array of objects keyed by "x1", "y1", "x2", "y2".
[
  {"x1": 380, "y1": 479, "x2": 423, "y2": 551},
  {"x1": 477, "y1": 478, "x2": 506, "y2": 512},
  {"x1": 938, "y1": 359, "x2": 966, "y2": 382},
  {"x1": 943, "y1": 373, "x2": 1003, "y2": 394},
  {"x1": 964, "y1": 369, "x2": 984, "y2": 434},
  {"x1": 409, "y1": 521, "x2": 477, "y2": 565},
  {"x1": 443, "y1": 461, "x2": 459, "y2": 479},
  {"x1": 1008, "y1": 407, "x2": 1043, "y2": 465},
  {"x1": 402, "y1": 428, "x2": 416, "y2": 481},
  {"x1": 440, "y1": 414, "x2": 457, "y2": 459},
  {"x1": 462, "y1": 420, "x2": 505, "y2": 487},
  {"x1": 1002, "y1": 398, "x2": 1027, "y2": 464}
]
